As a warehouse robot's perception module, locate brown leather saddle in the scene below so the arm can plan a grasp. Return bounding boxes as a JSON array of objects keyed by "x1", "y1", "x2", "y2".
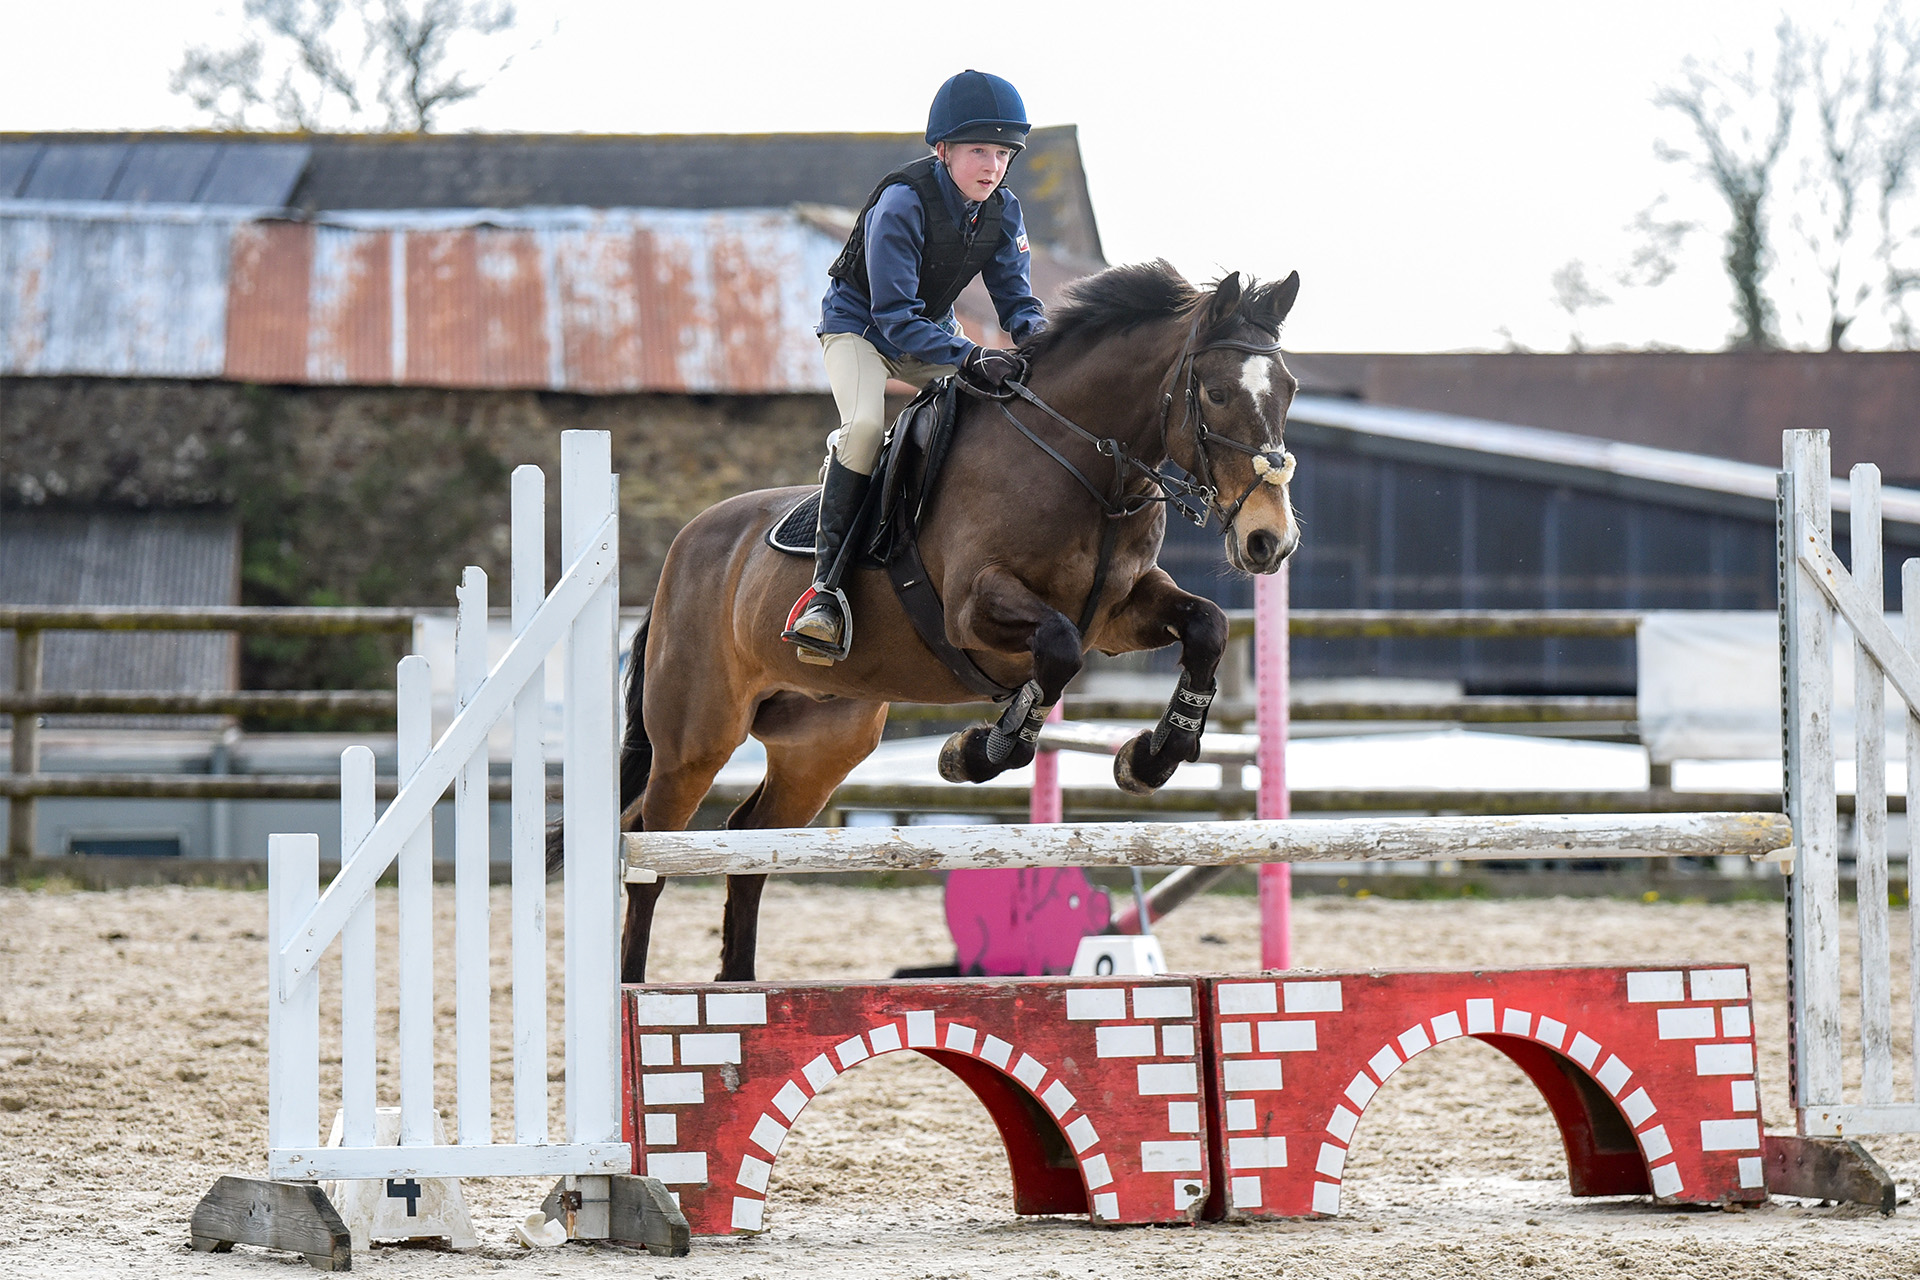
[{"x1": 765, "y1": 380, "x2": 1015, "y2": 697}]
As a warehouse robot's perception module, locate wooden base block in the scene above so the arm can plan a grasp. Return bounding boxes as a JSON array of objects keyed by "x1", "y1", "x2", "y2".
[
  {"x1": 542, "y1": 1174, "x2": 689, "y2": 1257},
  {"x1": 1764, "y1": 1134, "x2": 1896, "y2": 1213},
  {"x1": 190, "y1": 1176, "x2": 352, "y2": 1271}
]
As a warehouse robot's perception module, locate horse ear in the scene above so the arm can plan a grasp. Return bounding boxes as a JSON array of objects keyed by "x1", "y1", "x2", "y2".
[
  {"x1": 1206, "y1": 272, "x2": 1244, "y2": 331},
  {"x1": 1255, "y1": 271, "x2": 1301, "y2": 329}
]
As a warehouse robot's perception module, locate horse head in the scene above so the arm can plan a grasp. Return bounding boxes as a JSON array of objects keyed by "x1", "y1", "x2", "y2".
[{"x1": 1172, "y1": 270, "x2": 1302, "y2": 575}]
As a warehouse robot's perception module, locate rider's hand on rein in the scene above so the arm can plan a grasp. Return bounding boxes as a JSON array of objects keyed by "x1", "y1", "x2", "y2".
[{"x1": 960, "y1": 346, "x2": 1028, "y2": 398}]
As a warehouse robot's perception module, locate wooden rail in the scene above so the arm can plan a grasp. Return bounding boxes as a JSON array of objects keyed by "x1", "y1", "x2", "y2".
[
  {"x1": 0, "y1": 605, "x2": 418, "y2": 634},
  {"x1": 623, "y1": 811, "x2": 1793, "y2": 879},
  {"x1": 3, "y1": 605, "x2": 419, "y2": 861},
  {"x1": 1230, "y1": 608, "x2": 1644, "y2": 639},
  {"x1": 0, "y1": 691, "x2": 397, "y2": 716}
]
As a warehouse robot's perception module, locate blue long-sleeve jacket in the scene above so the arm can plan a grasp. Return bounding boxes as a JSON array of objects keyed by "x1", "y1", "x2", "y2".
[{"x1": 818, "y1": 161, "x2": 1046, "y2": 367}]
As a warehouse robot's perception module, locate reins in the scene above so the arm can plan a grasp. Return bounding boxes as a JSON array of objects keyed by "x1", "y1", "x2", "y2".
[{"x1": 956, "y1": 311, "x2": 1294, "y2": 637}]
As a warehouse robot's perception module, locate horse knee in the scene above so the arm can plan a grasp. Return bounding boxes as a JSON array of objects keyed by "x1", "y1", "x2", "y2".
[
  {"x1": 1028, "y1": 614, "x2": 1083, "y2": 702},
  {"x1": 1181, "y1": 600, "x2": 1229, "y2": 679}
]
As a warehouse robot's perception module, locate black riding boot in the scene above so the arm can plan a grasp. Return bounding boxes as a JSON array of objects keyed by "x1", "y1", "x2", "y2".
[{"x1": 782, "y1": 455, "x2": 872, "y2": 664}]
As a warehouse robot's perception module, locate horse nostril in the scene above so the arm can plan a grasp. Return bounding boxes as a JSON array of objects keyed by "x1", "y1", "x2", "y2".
[{"x1": 1246, "y1": 530, "x2": 1278, "y2": 564}]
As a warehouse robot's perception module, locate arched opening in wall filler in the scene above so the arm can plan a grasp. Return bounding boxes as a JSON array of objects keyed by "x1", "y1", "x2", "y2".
[
  {"x1": 765, "y1": 1046, "x2": 1089, "y2": 1218},
  {"x1": 1342, "y1": 1033, "x2": 1653, "y2": 1205}
]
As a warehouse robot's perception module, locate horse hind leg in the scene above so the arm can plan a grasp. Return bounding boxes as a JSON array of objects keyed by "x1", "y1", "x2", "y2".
[
  {"x1": 714, "y1": 695, "x2": 889, "y2": 982},
  {"x1": 938, "y1": 568, "x2": 1084, "y2": 785}
]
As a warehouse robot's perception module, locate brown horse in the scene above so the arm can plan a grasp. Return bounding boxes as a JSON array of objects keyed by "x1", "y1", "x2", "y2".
[{"x1": 618, "y1": 260, "x2": 1300, "y2": 982}]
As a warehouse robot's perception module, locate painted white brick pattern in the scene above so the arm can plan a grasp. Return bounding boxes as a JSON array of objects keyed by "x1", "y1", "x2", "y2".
[
  {"x1": 1229, "y1": 1135, "x2": 1288, "y2": 1168},
  {"x1": 1065, "y1": 988, "x2": 1127, "y2": 1021},
  {"x1": 1140, "y1": 1140, "x2": 1203, "y2": 1172},
  {"x1": 1261, "y1": 1020, "x2": 1317, "y2": 1052},
  {"x1": 1283, "y1": 981, "x2": 1343, "y2": 1013},
  {"x1": 1218, "y1": 982, "x2": 1278, "y2": 1015},
  {"x1": 704, "y1": 992, "x2": 767, "y2": 1024},
  {"x1": 1689, "y1": 969, "x2": 1747, "y2": 1001},
  {"x1": 1224, "y1": 1059, "x2": 1284, "y2": 1092},
  {"x1": 633, "y1": 992, "x2": 700, "y2": 1024},
  {"x1": 1627, "y1": 971, "x2": 1684, "y2": 1003},
  {"x1": 1696, "y1": 1043, "x2": 1754, "y2": 1075}
]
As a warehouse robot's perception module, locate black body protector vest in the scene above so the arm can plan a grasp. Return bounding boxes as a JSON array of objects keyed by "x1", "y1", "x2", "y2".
[{"x1": 828, "y1": 154, "x2": 1007, "y2": 320}]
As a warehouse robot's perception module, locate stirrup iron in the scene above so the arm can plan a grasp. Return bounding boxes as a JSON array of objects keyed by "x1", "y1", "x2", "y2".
[{"x1": 782, "y1": 585, "x2": 854, "y2": 665}]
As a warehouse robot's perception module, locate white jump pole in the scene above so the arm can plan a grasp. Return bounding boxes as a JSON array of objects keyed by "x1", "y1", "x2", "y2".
[{"x1": 1256, "y1": 566, "x2": 1291, "y2": 970}]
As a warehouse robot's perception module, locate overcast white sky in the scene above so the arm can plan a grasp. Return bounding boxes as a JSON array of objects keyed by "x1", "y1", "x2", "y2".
[{"x1": 0, "y1": 1, "x2": 1880, "y2": 351}]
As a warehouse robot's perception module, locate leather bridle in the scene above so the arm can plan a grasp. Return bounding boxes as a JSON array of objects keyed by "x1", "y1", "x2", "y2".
[
  {"x1": 973, "y1": 311, "x2": 1294, "y2": 535},
  {"x1": 1158, "y1": 313, "x2": 1296, "y2": 532},
  {"x1": 958, "y1": 311, "x2": 1294, "y2": 636}
]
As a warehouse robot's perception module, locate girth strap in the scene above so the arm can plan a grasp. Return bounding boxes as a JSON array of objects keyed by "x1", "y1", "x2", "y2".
[{"x1": 885, "y1": 535, "x2": 1019, "y2": 699}]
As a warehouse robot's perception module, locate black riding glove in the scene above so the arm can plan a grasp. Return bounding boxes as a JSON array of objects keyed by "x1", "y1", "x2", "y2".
[{"x1": 960, "y1": 346, "x2": 1028, "y2": 394}]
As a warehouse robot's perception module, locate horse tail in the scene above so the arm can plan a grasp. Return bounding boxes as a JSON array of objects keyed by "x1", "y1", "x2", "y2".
[
  {"x1": 617, "y1": 614, "x2": 654, "y2": 819},
  {"x1": 546, "y1": 615, "x2": 653, "y2": 876}
]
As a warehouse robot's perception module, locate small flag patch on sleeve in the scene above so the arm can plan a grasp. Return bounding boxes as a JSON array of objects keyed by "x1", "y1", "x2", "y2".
[{"x1": 1016, "y1": 232, "x2": 1030, "y2": 253}]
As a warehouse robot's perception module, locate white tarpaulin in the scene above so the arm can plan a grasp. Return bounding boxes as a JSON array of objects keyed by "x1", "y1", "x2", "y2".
[{"x1": 1638, "y1": 610, "x2": 1908, "y2": 764}]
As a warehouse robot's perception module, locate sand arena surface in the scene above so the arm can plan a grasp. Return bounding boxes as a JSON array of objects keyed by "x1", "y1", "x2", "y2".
[{"x1": 3, "y1": 880, "x2": 1920, "y2": 1278}]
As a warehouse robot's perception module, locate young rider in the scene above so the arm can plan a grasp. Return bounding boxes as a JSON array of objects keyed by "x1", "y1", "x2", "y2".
[{"x1": 783, "y1": 69, "x2": 1048, "y2": 665}]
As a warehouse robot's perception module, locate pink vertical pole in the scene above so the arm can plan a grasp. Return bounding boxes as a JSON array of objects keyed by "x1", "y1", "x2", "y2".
[
  {"x1": 1255, "y1": 565, "x2": 1291, "y2": 970},
  {"x1": 1028, "y1": 701, "x2": 1066, "y2": 824}
]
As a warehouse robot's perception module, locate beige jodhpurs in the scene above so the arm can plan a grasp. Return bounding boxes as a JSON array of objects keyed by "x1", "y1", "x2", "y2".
[{"x1": 820, "y1": 331, "x2": 957, "y2": 475}]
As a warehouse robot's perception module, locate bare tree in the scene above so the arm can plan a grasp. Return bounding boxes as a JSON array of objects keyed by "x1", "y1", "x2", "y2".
[
  {"x1": 1654, "y1": 19, "x2": 1801, "y2": 349},
  {"x1": 1550, "y1": 260, "x2": 1611, "y2": 352},
  {"x1": 171, "y1": 0, "x2": 519, "y2": 133}
]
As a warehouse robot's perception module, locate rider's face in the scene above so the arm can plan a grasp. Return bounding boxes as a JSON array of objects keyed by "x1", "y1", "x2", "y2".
[{"x1": 938, "y1": 142, "x2": 1013, "y2": 202}]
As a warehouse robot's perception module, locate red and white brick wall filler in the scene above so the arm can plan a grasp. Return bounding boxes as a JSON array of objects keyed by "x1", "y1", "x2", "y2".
[
  {"x1": 624, "y1": 967, "x2": 1765, "y2": 1235},
  {"x1": 1206, "y1": 965, "x2": 1765, "y2": 1218},
  {"x1": 626, "y1": 978, "x2": 1212, "y2": 1234}
]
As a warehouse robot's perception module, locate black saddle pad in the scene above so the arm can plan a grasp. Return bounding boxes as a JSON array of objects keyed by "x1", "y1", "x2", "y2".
[{"x1": 767, "y1": 490, "x2": 820, "y2": 555}]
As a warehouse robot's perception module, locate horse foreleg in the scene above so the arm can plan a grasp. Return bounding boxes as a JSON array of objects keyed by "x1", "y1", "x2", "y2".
[
  {"x1": 714, "y1": 698, "x2": 890, "y2": 981},
  {"x1": 938, "y1": 566, "x2": 1085, "y2": 784},
  {"x1": 1098, "y1": 568, "x2": 1228, "y2": 794}
]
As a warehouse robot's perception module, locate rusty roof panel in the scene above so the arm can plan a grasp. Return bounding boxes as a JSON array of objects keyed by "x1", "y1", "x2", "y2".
[
  {"x1": 0, "y1": 207, "x2": 232, "y2": 376},
  {"x1": 225, "y1": 220, "x2": 313, "y2": 382},
  {"x1": 307, "y1": 224, "x2": 391, "y2": 382},
  {"x1": 2, "y1": 203, "x2": 1086, "y2": 391},
  {"x1": 257, "y1": 208, "x2": 843, "y2": 393}
]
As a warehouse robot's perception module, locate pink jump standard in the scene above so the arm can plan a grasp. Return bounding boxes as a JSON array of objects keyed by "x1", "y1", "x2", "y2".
[{"x1": 1255, "y1": 567, "x2": 1290, "y2": 968}]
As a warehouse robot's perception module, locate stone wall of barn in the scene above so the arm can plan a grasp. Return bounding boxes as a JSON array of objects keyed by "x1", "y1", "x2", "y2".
[{"x1": 1, "y1": 376, "x2": 845, "y2": 610}]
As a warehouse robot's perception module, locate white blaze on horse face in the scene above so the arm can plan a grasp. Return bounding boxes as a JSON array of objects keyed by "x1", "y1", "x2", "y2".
[{"x1": 1240, "y1": 355, "x2": 1277, "y2": 411}]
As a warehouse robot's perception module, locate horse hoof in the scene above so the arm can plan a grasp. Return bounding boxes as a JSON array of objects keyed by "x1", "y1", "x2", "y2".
[
  {"x1": 936, "y1": 725, "x2": 983, "y2": 786},
  {"x1": 938, "y1": 726, "x2": 995, "y2": 783},
  {"x1": 1114, "y1": 730, "x2": 1179, "y2": 795}
]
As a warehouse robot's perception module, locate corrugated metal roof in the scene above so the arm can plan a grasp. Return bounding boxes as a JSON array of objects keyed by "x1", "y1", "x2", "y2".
[
  {"x1": 1288, "y1": 394, "x2": 1920, "y2": 529},
  {"x1": 0, "y1": 509, "x2": 239, "y2": 699},
  {"x1": 1, "y1": 129, "x2": 1104, "y2": 262},
  {"x1": 224, "y1": 206, "x2": 842, "y2": 393},
  {"x1": 0, "y1": 204, "x2": 242, "y2": 377},
  {"x1": 0, "y1": 201, "x2": 1101, "y2": 391}
]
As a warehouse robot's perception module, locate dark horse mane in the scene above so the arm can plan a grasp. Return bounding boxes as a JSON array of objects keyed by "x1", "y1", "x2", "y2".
[{"x1": 1020, "y1": 258, "x2": 1291, "y2": 363}]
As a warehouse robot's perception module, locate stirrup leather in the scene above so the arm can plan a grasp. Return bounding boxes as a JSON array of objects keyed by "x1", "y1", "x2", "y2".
[{"x1": 782, "y1": 585, "x2": 854, "y2": 665}]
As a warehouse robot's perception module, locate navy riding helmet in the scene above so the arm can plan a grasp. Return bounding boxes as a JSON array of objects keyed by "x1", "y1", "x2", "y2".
[{"x1": 926, "y1": 70, "x2": 1030, "y2": 153}]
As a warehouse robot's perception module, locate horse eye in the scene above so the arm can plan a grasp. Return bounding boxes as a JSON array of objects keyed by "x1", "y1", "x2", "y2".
[{"x1": 1206, "y1": 388, "x2": 1227, "y2": 405}]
